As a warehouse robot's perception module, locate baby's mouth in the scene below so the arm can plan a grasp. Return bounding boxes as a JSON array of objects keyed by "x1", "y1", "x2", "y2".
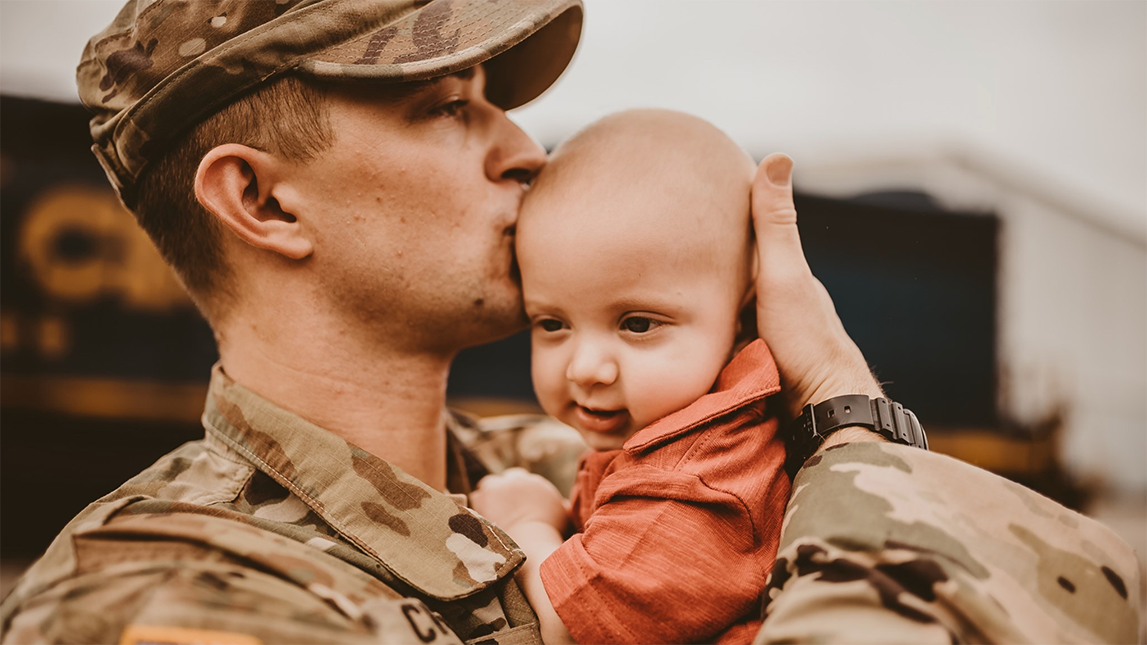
[{"x1": 574, "y1": 406, "x2": 629, "y2": 434}]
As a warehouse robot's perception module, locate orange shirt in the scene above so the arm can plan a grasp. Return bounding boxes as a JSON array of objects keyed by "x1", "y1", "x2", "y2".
[{"x1": 539, "y1": 340, "x2": 790, "y2": 644}]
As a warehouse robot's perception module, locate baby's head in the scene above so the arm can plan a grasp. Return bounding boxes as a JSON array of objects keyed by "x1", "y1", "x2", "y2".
[{"x1": 517, "y1": 109, "x2": 757, "y2": 450}]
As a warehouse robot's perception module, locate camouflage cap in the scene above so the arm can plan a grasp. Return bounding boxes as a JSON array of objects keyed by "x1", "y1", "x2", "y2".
[{"x1": 76, "y1": 0, "x2": 584, "y2": 207}]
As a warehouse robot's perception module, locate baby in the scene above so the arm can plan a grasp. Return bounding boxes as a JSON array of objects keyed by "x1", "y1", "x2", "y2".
[{"x1": 471, "y1": 109, "x2": 789, "y2": 645}]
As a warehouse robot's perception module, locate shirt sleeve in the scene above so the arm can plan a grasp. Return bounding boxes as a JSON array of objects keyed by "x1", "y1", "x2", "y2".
[
  {"x1": 756, "y1": 442, "x2": 1141, "y2": 644},
  {"x1": 540, "y1": 465, "x2": 781, "y2": 645},
  {"x1": 3, "y1": 558, "x2": 464, "y2": 645},
  {"x1": 466, "y1": 414, "x2": 589, "y2": 497}
]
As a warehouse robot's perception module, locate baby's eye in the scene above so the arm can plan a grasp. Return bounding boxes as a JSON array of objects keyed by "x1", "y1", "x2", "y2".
[
  {"x1": 620, "y1": 316, "x2": 660, "y2": 334},
  {"x1": 536, "y1": 319, "x2": 565, "y2": 333}
]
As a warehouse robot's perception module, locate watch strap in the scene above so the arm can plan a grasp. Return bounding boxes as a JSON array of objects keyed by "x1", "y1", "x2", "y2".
[{"x1": 787, "y1": 395, "x2": 928, "y2": 476}]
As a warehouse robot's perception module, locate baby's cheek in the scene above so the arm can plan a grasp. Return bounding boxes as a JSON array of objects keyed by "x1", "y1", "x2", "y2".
[
  {"x1": 629, "y1": 375, "x2": 704, "y2": 428},
  {"x1": 530, "y1": 347, "x2": 568, "y2": 417},
  {"x1": 632, "y1": 383, "x2": 699, "y2": 426},
  {"x1": 629, "y1": 351, "x2": 725, "y2": 425}
]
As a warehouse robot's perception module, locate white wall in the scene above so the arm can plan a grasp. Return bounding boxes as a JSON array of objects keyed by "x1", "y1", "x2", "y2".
[{"x1": 1000, "y1": 187, "x2": 1146, "y2": 494}]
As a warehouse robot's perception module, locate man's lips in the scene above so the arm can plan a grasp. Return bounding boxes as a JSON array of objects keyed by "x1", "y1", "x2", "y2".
[{"x1": 574, "y1": 405, "x2": 629, "y2": 434}]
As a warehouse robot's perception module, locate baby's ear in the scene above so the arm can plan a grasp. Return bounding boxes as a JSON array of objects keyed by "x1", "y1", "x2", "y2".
[
  {"x1": 732, "y1": 293, "x2": 758, "y2": 357},
  {"x1": 739, "y1": 255, "x2": 757, "y2": 311},
  {"x1": 750, "y1": 246, "x2": 760, "y2": 283}
]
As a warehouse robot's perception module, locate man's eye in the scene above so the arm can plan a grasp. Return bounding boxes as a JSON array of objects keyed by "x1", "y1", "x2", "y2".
[
  {"x1": 537, "y1": 319, "x2": 564, "y2": 333},
  {"x1": 435, "y1": 99, "x2": 469, "y2": 117},
  {"x1": 621, "y1": 317, "x2": 659, "y2": 334}
]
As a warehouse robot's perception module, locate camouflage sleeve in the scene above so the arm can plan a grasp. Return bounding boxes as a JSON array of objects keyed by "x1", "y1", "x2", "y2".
[
  {"x1": 3, "y1": 559, "x2": 461, "y2": 645},
  {"x1": 755, "y1": 442, "x2": 1141, "y2": 645},
  {"x1": 2, "y1": 513, "x2": 464, "y2": 645}
]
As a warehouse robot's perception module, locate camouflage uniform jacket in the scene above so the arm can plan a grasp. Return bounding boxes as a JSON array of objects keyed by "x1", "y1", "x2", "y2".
[
  {"x1": 0, "y1": 365, "x2": 585, "y2": 645},
  {"x1": 2, "y1": 365, "x2": 1142, "y2": 643}
]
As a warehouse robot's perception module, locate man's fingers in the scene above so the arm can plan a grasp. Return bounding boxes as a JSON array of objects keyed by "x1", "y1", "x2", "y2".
[
  {"x1": 749, "y1": 153, "x2": 884, "y2": 413},
  {"x1": 751, "y1": 153, "x2": 808, "y2": 275}
]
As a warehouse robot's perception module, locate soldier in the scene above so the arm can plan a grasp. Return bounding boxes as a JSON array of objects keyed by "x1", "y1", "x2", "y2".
[{"x1": 1, "y1": 1, "x2": 1140, "y2": 644}]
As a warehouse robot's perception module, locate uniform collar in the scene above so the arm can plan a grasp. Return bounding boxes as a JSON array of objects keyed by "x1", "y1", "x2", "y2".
[
  {"x1": 623, "y1": 339, "x2": 782, "y2": 454},
  {"x1": 201, "y1": 364, "x2": 523, "y2": 601}
]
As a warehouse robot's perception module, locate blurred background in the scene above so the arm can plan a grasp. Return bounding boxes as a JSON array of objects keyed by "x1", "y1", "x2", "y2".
[{"x1": 2, "y1": 0, "x2": 1144, "y2": 616}]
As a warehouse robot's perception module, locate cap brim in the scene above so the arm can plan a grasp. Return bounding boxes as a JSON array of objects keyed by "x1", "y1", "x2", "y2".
[{"x1": 299, "y1": 0, "x2": 582, "y2": 109}]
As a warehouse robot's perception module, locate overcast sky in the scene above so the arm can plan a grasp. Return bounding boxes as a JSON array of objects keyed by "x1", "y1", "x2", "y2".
[{"x1": 2, "y1": 0, "x2": 1144, "y2": 238}]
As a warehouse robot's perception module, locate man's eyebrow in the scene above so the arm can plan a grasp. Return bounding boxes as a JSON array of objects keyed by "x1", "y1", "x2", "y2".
[
  {"x1": 450, "y1": 66, "x2": 477, "y2": 81},
  {"x1": 416, "y1": 66, "x2": 477, "y2": 90},
  {"x1": 361, "y1": 66, "x2": 477, "y2": 102}
]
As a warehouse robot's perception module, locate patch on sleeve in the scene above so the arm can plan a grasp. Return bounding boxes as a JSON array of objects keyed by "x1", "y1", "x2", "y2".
[{"x1": 119, "y1": 625, "x2": 262, "y2": 645}]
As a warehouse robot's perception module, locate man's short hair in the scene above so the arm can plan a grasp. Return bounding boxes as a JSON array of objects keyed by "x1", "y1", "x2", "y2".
[
  {"x1": 133, "y1": 76, "x2": 333, "y2": 316},
  {"x1": 79, "y1": 0, "x2": 582, "y2": 207}
]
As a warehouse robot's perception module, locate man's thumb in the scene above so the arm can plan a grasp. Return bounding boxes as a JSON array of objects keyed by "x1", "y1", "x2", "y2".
[{"x1": 751, "y1": 153, "x2": 806, "y2": 272}]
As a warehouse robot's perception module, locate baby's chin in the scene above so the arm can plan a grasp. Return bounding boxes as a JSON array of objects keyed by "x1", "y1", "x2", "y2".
[{"x1": 579, "y1": 432, "x2": 631, "y2": 451}]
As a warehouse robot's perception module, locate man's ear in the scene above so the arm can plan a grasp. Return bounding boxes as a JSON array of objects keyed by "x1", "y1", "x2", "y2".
[{"x1": 194, "y1": 144, "x2": 313, "y2": 260}]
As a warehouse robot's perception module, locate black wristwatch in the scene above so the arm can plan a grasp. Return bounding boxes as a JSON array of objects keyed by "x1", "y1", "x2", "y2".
[{"x1": 786, "y1": 395, "x2": 928, "y2": 476}]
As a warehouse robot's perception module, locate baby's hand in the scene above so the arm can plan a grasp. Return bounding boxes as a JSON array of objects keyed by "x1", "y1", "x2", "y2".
[
  {"x1": 471, "y1": 470, "x2": 576, "y2": 645},
  {"x1": 470, "y1": 468, "x2": 569, "y2": 533}
]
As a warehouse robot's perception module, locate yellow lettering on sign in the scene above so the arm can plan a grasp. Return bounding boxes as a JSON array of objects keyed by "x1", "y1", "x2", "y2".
[
  {"x1": 18, "y1": 185, "x2": 192, "y2": 310},
  {"x1": 0, "y1": 313, "x2": 17, "y2": 352},
  {"x1": 37, "y1": 315, "x2": 69, "y2": 358}
]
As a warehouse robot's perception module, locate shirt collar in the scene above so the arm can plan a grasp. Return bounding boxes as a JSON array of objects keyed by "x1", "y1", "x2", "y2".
[
  {"x1": 201, "y1": 364, "x2": 523, "y2": 601},
  {"x1": 623, "y1": 339, "x2": 782, "y2": 454}
]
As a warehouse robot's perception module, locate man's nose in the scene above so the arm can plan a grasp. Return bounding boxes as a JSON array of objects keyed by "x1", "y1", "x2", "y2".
[
  {"x1": 486, "y1": 111, "x2": 546, "y2": 185},
  {"x1": 566, "y1": 341, "x2": 619, "y2": 388}
]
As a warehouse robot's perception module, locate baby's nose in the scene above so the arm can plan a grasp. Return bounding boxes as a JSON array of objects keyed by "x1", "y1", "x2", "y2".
[{"x1": 567, "y1": 343, "x2": 619, "y2": 387}]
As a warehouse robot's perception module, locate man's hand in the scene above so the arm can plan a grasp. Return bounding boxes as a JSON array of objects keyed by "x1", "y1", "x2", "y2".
[
  {"x1": 470, "y1": 468, "x2": 569, "y2": 534},
  {"x1": 751, "y1": 153, "x2": 885, "y2": 420}
]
